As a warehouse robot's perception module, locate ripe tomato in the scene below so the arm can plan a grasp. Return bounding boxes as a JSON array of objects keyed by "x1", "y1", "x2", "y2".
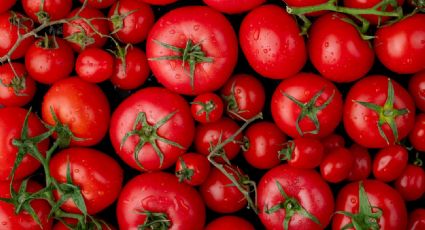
[
  {"x1": 110, "y1": 87, "x2": 194, "y2": 171},
  {"x1": 271, "y1": 73, "x2": 343, "y2": 138},
  {"x1": 42, "y1": 77, "x2": 110, "y2": 147},
  {"x1": 25, "y1": 36, "x2": 74, "y2": 84},
  {"x1": 0, "y1": 0, "x2": 15, "y2": 13},
  {"x1": 117, "y1": 172, "x2": 205, "y2": 230},
  {"x1": 221, "y1": 74, "x2": 265, "y2": 120},
  {"x1": 344, "y1": 76, "x2": 415, "y2": 148},
  {"x1": 205, "y1": 216, "x2": 255, "y2": 230},
  {"x1": 308, "y1": 13, "x2": 374, "y2": 83},
  {"x1": 320, "y1": 147, "x2": 354, "y2": 183},
  {"x1": 108, "y1": 0, "x2": 154, "y2": 44},
  {"x1": 191, "y1": 92, "x2": 224, "y2": 123},
  {"x1": 374, "y1": 14, "x2": 425, "y2": 74},
  {"x1": 0, "y1": 62, "x2": 36, "y2": 107},
  {"x1": 146, "y1": 6, "x2": 238, "y2": 95},
  {"x1": 242, "y1": 121, "x2": 286, "y2": 169},
  {"x1": 394, "y1": 164, "x2": 425, "y2": 201},
  {"x1": 409, "y1": 70, "x2": 425, "y2": 112},
  {"x1": 372, "y1": 145, "x2": 408, "y2": 182},
  {"x1": 347, "y1": 144, "x2": 371, "y2": 181},
  {"x1": 0, "y1": 107, "x2": 49, "y2": 181},
  {"x1": 239, "y1": 5, "x2": 306, "y2": 79},
  {"x1": 283, "y1": 137, "x2": 324, "y2": 169},
  {"x1": 321, "y1": 133, "x2": 346, "y2": 152},
  {"x1": 50, "y1": 148, "x2": 123, "y2": 214},
  {"x1": 79, "y1": 0, "x2": 116, "y2": 8},
  {"x1": 409, "y1": 208, "x2": 425, "y2": 230},
  {"x1": 409, "y1": 113, "x2": 425, "y2": 151},
  {"x1": 203, "y1": 0, "x2": 265, "y2": 14},
  {"x1": 22, "y1": 0, "x2": 72, "y2": 23},
  {"x1": 333, "y1": 180, "x2": 407, "y2": 230},
  {"x1": 343, "y1": 0, "x2": 404, "y2": 25},
  {"x1": 258, "y1": 164, "x2": 334, "y2": 229},
  {"x1": 76, "y1": 47, "x2": 114, "y2": 83},
  {"x1": 175, "y1": 153, "x2": 211, "y2": 186}
]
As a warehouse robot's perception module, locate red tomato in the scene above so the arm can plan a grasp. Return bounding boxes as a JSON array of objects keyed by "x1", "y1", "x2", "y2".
[
  {"x1": 239, "y1": 5, "x2": 306, "y2": 79},
  {"x1": 374, "y1": 14, "x2": 425, "y2": 74},
  {"x1": 258, "y1": 164, "x2": 334, "y2": 230},
  {"x1": 79, "y1": 0, "x2": 116, "y2": 8},
  {"x1": 205, "y1": 216, "x2": 255, "y2": 230},
  {"x1": 175, "y1": 153, "x2": 211, "y2": 186},
  {"x1": 146, "y1": 6, "x2": 238, "y2": 95},
  {"x1": 191, "y1": 92, "x2": 224, "y2": 123},
  {"x1": 320, "y1": 147, "x2": 354, "y2": 183},
  {"x1": 42, "y1": 77, "x2": 110, "y2": 147},
  {"x1": 333, "y1": 180, "x2": 408, "y2": 230},
  {"x1": 343, "y1": 75, "x2": 415, "y2": 148},
  {"x1": 50, "y1": 148, "x2": 123, "y2": 214},
  {"x1": 22, "y1": 0, "x2": 72, "y2": 23},
  {"x1": 283, "y1": 137, "x2": 324, "y2": 169},
  {"x1": 0, "y1": 0, "x2": 15, "y2": 13},
  {"x1": 0, "y1": 63, "x2": 36, "y2": 107},
  {"x1": 25, "y1": 36, "x2": 74, "y2": 84},
  {"x1": 243, "y1": 121, "x2": 286, "y2": 169},
  {"x1": 395, "y1": 164, "x2": 425, "y2": 201},
  {"x1": 271, "y1": 73, "x2": 343, "y2": 138},
  {"x1": 110, "y1": 87, "x2": 194, "y2": 171},
  {"x1": 372, "y1": 145, "x2": 408, "y2": 182},
  {"x1": 409, "y1": 113, "x2": 425, "y2": 151},
  {"x1": 343, "y1": 0, "x2": 404, "y2": 25},
  {"x1": 137, "y1": 0, "x2": 177, "y2": 5},
  {"x1": 203, "y1": 0, "x2": 265, "y2": 14},
  {"x1": 409, "y1": 70, "x2": 425, "y2": 112},
  {"x1": 409, "y1": 208, "x2": 425, "y2": 230},
  {"x1": 0, "y1": 11, "x2": 34, "y2": 60},
  {"x1": 221, "y1": 74, "x2": 265, "y2": 120},
  {"x1": 347, "y1": 144, "x2": 372, "y2": 181},
  {"x1": 0, "y1": 107, "x2": 49, "y2": 181},
  {"x1": 108, "y1": 0, "x2": 154, "y2": 44},
  {"x1": 76, "y1": 47, "x2": 114, "y2": 83},
  {"x1": 308, "y1": 13, "x2": 374, "y2": 83},
  {"x1": 321, "y1": 133, "x2": 346, "y2": 152},
  {"x1": 117, "y1": 172, "x2": 205, "y2": 230}
]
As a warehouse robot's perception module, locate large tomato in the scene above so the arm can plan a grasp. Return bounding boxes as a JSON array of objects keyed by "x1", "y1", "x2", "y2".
[
  {"x1": 146, "y1": 6, "x2": 238, "y2": 95},
  {"x1": 205, "y1": 216, "x2": 255, "y2": 230}
]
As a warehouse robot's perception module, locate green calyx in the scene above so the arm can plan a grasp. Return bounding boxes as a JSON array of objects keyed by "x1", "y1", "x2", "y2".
[
  {"x1": 278, "y1": 141, "x2": 295, "y2": 161},
  {"x1": 0, "y1": 73, "x2": 28, "y2": 97},
  {"x1": 191, "y1": 100, "x2": 217, "y2": 122},
  {"x1": 110, "y1": 2, "x2": 137, "y2": 34},
  {"x1": 354, "y1": 78, "x2": 409, "y2": 145},
  {"x1": 65, "y1": 28, "x2": 95, "y2": 51},
  {"x1": 175, "y1": 157, "x2": 194, "y2": 183},
  {"x1": 9, "y1": 11, "x2": 32, "y2": 32},
  {"x1": 222, "y1": 81, "x2": 248, "y2": 118},
  {"x1": 137, "y1": 211, "x2": 171, "y2": 230}
]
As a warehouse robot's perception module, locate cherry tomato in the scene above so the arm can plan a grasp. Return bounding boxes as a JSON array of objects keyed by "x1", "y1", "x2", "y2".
[
  {"x1": 191, "y1": 92, "x2": 224, "y2": 123},
  {"x1": 372, "y1": 145, "x2": 408, "y2": 182},
  {"x1": 205, "y1": 216, "x2": 255, "y2": 230},
  {"x1": 0, "y1": 62, "x2": 36, "y2": 107},
  {"x1": 320, "y1": 147, "x2": 354, "y2": 183},
  {"x1": 79, "y1": 0, "x2": 116, "y2": 8},
  {"x1": 203, "y1": 0, "x2": 265, "y2": 14},
  {"x1": 409, "y1": 208, "x2": 425, "y2": 230},
  {"x1": 409, "y1": 70, "x2": 425, "y2": 112},
  {"x1": 284, "y1": 137, "x2": 324, "y2": 169},
  {"x1": 0, "y1": 0, "x2": 15, "y2": 13},
  {"x1": 22, "y1": 0, "x2": 72, "y2": 23},
  {"x1": 409, "y1": 113, "x2": 425, "y2": 151},
  {"x1": 343, "y1": 0, "x2": 404, "y2": 25},
  {"x1": 347, "y1": 144, "x2": 372, "y2": 181},
  {"x1": 395, "y1": 164, "x2": 425, "y2": 201},
  {"x1": 321, "y1": 133, "x2": 346, "y2": 153},
  {"x1": 76, "y1": 47, "x2": 114, "y2": 83},
  {"x1": 175, "y1": 153, "x2": 211, "y2": 186}
]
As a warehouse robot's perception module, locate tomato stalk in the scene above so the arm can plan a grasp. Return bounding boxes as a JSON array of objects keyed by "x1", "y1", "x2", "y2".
[
  {"x1": 278, "y1": 140, "x2": 295, "y2": 161},
  {"x1": 0, "y1": 72, "x2": 28, "y2": 96},
  {"x1": 175, "y1": 157, "x2": 195, "y2": 183}
]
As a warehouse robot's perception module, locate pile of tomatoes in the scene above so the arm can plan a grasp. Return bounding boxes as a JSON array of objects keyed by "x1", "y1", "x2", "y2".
[{"x1": 0, "y1": 0, "x2": 425, "y2": 229}]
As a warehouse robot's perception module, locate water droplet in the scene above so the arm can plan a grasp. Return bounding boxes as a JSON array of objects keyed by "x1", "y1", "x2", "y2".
[
  {"x1": 263, "y1": 49, "x2": 268, "y2": 54},
  {"x1": 236, "y1": 89, "x2": 242, "y2": 94},
  {"x1": 350, "y1": 198, "x2": 357, "y2": 204},
  {"x1": 1, "y1": 221, "x2": 7, "y2": 226},
  {"x1": 74, "y1": 169, "x2": 79, "y2": 173},
  {"x1": 175, "y1": 74, "x2": 181, "y2": 80},
  {"x1": 324, "y1": 42, "x2": 329, "y2": 47},
  {"x1": 193, "y1": 24, "x2": 200, "y2": 31},
  {"x1": 253, "y1": 29, "x2": 260, "y2": 41},
  {"x1": 169, "y1": 29, "x2": 175, "y2": 34}
]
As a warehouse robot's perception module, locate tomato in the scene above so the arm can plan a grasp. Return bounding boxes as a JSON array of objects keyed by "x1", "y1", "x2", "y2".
[
  {"x1": 25, "y1": 36, "x2": 74, "y2": 84},
  {"x1": 258, "y1": 164, "x2": 334, "y2": 229},
  {"x1": 117, "y1": 172, "x2": 205, "y2": 230},
  {"x1": 333, "y1": 180, "x2": 408, "y2": 230},
  {"x1": 22, "y1": 0, "x2": 72, "y2": 23},
  {"x1": 108, "y1": 0, "x2": 154, "y2": 44},
  {"x1": 42, "y1": 77, "x2": 110, "y2": 147},
  {"x1": 221, "y1": 74, "x2": 265, "y2": 120},
  {"x1": 0, "y1": 63, "x2": 36, "y2": 107},
  {"x1": 111, "y1": 46, "x2": 150, "y2": 90},
  {"x1": 62, "y1": 7, "x2": 109, "y2": 52},
  {"x1": 76, "y1": 47, "x2": 114, "y2": 83},
  {"x1": 239, "y1": 5, "x2": 306, "y2": 79},
  {"x1": 110, "y1": 87, "x2": 194, "y2": 171},
  {"x1": 283, "y1": 137, "x2": 324, "y2": 169},
  {"x1": 0, "y1": 180, "x2": 52, "y2": 230},
  {"x1": 53, "y1": 219, "x2": 116, "y2": 230},
  {"x1": 409, "y1": 209, "x2": 425, "y2": 230},
  {"x1": 0, "y1": 0, "x2": 15, "y2": 13},
  {"x1": 321, "y1": 133, "x2": 346, "y2": 153},
  {"x1": 409, "y1": 70, "x2": 425, "y2": 112},
  {"x1": 347, "y1": 144, "x2": 371, "y2": 181},
  {"x1": 137, "y1": 0, "x2": 177, "y2": 5},
  {"x1": 395, "y1": 164, "x2": 425, "y2": 201},
  {"x1": 203, "y1": 0, "x2": 265, "y2": 14},
  {"x1": 205, "y1": 216, "x2": 255, "y2": 230},
  {"x1": 320, "y1": 147, "x2": 354, "y2": 183},
  {"x1": 200, "y1": 165, "x2": 248, "y2": 213},
  {"x1": 308, "y1": 13, "x2": 374, "y2": 83},
  {"x1": 409, "y1": 113, "x2": 425, "y2": 151},
  {"x1": 271, "y1": 73, "x2": 343, "y2": 138},
  {"x1": 344, "y1": 75, "x2": 415, "y2": 148},
  {"x1": 49, "y1": 148, "x2": 123, "y2": 215},
  {"x1": 284, "y1": 0, "x2": 328, "y2": 16},
  {"x1": 194, "y1": 118, "x2": 242, "y2": 163},
  {"x1": 175, "y1": 153, "x2": 211, "y2": 186},
  {"x1": 372, "y1": 145, "x2": 408, "y2": 182},
  {"x1": 191, "y1": 92, "x2": 224, "y2": 123},
  {"x1": 343, "y1": 0, "x2": 404, "y2": 25},
  {"x1": 242, "y1": 121, "x2": 286, "y2": 169},
  {"x1": 146, "y1": 6, "x2": 238, "y2": 95},
  {"x1": 0, "y1": 107, "x2": 49, "y2": 181},
  {"x1": 0, "y1": 11, "x2": 34, "y2": 60},
  {"x1": 79, "y1": 0, "x2": 116, "y2": 8},
  {"x1": 374, "y1": 14, "x2": 425, "y2": 74}
]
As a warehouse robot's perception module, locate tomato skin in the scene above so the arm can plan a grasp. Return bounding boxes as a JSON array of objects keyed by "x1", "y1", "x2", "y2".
[
  {"x1": 25, "y1": 36, "x2": 74, "y2": 84},
  {"x1": 409, "y1": 70, "x2": 425, "y2": 112},
  {"x1": 239, "y1": 5, "x2": 306, "y2": 79},
  {"x1": 271, "y1": 73, "x2": 343, "y2": 138},
  {"x1": 0, "y1": 12, "x2": 34, "y2": 60},
  {"x1": 22, "y1": 0, "x2": 72, "y2": 23},
  {"x1": 175, "y1": 153, "x2": 211, "y2": 186},
  {"x1": 0, "y1": 180, "x2": 53, "y2": 230},
  {"x1": 79, "y1": 0, "x2": 116, "y2": 8},
  {"x1": 374, "y1": 14, "x2": 425, "y2": 74},
  {"x1": 205, "y1": 216, "x2": 255, "y2": 230},
  {"x1": 0, "y1": 63, "x2": 36, "y2": 107},
  {"x1": 108, "y1": 0, "x2": 154, "y2": 44},
  {"x1": 42, "y1": 77, "x2": 110, "y2": 147},
  {"x1": 76, "y1": 47, "x2": 114, "y2": 83},
  {"x1": 343, "y1": 0, "x2": 404, "y2": 25},
  {"x1": 372, "y1": 145, "x2": 408, "y2": 182},
  {"x1": 321, "y1": 133, "x2": 346, "y2": 153},
  {"x1": 347, "y1": 144, "x2": 371, "y2": 181},
  {"x1": 0, "y1": 107, "x2": 49, "y2": 181},
  {"x1": 203, "y1": 0, "x2": 265, "y2": 14},
  {"x1": 0, "y1": 0, "x2": 15, "y2": 13},
  {"x1": 110, "y1": 87, "x2": 194, "y2": 171},
  {"x1": 137, "y1": 0, "x2": 177, "y2": 5},
  {"x1": 117, "y1": 172, "x2": 205, "y2": 230},
  {"x1": 308, "y1": 13, "x2": 374, "y2": 83},
  {"x1": 243, "y1": 121, "x2": 286, "y2": 169},
  {"x1": 409, "y1": 113, "x2": 425, "y2": 151},
  {"x1": 258, "y1": 164, "x2": 334, "y2": 230},
  {"x1": 333, "y1": 180, "x2": 408, "y2": 230},
  {"x1": 409, "y1": 208, "x2": 425, "y2": 230},
  {"x1": 394, "y1": 165, "x2": 425, "y2": 201},
  {"x1": 191, "y1": 93, "x2": 224, "y2": 123},
  {"x1": 287, "y1": 137, "x2": 324, "y2": 169},
  {"x1": 343, "y1": 75, "x2": 415, "y2": 148},
  {"x1": 147, "y1": 6, "x2": 238, "y2": 95},
  {"x1": 320, "y1": 147, "x2": 354, "y2": 183},
  {"x1": 50, "y1": 148, "x2": 123, "y2": 214}
]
